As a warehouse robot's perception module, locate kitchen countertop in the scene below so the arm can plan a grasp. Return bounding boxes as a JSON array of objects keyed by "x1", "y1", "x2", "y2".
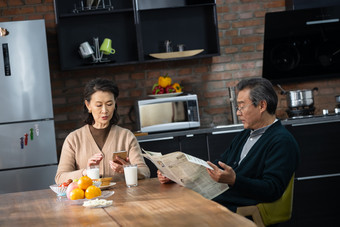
[
  {"x1": 280, "y1": 114, "x2": 340, "y2": 126},
  {"x1": 136, "y1": 114, "x2": 340, "y2": 141}
]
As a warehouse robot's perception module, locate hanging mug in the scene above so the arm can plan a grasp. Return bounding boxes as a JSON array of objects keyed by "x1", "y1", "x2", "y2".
[
  {"x1": 79, "y1": 41, "x2": 94, "y2": 58},
  {"x1": 100, "y1": 38, "x2": 116, "y2": 55}
]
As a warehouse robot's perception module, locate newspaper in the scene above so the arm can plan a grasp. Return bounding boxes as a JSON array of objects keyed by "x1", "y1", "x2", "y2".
[{"x1": 142, "y1": 149, "x2": 229, "y2": 200}]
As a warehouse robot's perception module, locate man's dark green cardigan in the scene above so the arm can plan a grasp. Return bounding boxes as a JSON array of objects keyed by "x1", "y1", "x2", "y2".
[{"x1": 212, "y1": 120, "x2": 300, "y2": 212}]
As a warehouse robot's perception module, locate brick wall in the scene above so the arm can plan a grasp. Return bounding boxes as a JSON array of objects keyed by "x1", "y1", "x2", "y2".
[{"x1": 1, "y1": 0, "x2": 340, "y2": 158}]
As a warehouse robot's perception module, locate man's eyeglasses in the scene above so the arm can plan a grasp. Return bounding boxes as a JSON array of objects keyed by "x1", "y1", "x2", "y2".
[{"x1": 236, "y1": 102, "x2": 255, "y2": 113}]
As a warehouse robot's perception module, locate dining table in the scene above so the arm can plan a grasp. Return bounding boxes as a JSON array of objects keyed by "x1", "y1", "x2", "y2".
[{"x1": 0, "y1": 178, "x2": 256, "y2": 226}]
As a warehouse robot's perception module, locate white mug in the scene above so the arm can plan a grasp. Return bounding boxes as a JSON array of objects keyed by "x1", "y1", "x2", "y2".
[{"x1": 79, "y1": 41, "x2": 94, "y2": 58}]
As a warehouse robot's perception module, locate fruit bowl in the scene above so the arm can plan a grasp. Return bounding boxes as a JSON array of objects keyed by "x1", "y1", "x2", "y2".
[
  {"x1": 148, "y1": 92, "x2": 183, "y2": 98},
  {"x1": 50, "y1": 184, "x2": 67, "y2": 196}
]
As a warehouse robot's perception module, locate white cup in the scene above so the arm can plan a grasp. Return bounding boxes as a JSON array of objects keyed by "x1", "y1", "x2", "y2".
[
  {"x1": 79, "y1": 41, "x2": 94, "y2": 58},
  {"x1": 87, "y1": 165, "x2": 100, "y2": 179},
  {"x1": 124, "y1": 164, "x2": 138, "y2": 187}
]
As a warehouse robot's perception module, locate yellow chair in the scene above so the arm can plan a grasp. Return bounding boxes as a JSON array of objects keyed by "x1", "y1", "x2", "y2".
[{"x1": 236, "y1": 174, "x2": 295, "y2": 227}]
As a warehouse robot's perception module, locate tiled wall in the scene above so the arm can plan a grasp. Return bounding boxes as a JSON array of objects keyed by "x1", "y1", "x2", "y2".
[{"x1": 1, "y1": 0, "x2": 340, "y2": 158}]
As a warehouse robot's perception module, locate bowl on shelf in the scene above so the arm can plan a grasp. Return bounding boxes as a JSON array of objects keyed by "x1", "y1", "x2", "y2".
[
  {"x1": 148, "y1": 92, "x2": 183, "y2": 98},
  {"x1": 149, "y1": 49, "x2": 204, "y2": 59},
  {"x1": 49, "y1": 184, "x2": 68, "y2": 196}
]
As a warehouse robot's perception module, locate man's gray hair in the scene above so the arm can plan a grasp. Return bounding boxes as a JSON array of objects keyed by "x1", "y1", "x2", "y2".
[{"x1": 236, "y1": 77, "x2": 278, "y2": 115}]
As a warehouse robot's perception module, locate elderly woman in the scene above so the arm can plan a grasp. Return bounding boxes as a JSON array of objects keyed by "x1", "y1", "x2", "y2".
[{"x1": 55, "y1": 78, "x2": 150, "y2": 184}]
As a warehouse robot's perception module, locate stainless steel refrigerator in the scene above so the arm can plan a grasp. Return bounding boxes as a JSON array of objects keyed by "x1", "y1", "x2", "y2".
[{"x1": 0, "y1": 19, "x2": 58, "y2": 194}]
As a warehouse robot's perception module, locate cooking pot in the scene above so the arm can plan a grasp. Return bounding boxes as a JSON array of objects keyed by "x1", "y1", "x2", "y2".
[
  {"x1": 336, "y1": 95, "x2": 340, "y2": 103},
  {"x1": 277, "y1": 85, "x2": 318, "y2": 108}
]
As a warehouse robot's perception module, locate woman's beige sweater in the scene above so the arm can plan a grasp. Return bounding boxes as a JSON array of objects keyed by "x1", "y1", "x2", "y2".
[{"x1": 55, "y1": 124, "x2": 150, "y2": 184}]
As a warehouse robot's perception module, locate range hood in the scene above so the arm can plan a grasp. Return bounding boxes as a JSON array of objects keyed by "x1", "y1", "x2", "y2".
[
  {"x1": 286, "y1": 0, "x2": 340, "y2": 11},
  {"x1": 262, "y1": 5, "x2": 340, "y2": 84}
]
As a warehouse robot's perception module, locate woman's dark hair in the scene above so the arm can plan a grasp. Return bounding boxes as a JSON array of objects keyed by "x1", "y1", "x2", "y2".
[
  {"x1": 83, "y1": 78, "x2": 120, "y2": 125},
  {"x1": 236, "y1": 77, "x2": 278, "y2": 115}
]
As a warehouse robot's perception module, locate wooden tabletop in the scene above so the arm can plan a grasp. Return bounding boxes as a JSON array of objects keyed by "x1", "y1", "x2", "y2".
[{"x1": 0, "y1": 178, "x2": 256, "y2": 227}]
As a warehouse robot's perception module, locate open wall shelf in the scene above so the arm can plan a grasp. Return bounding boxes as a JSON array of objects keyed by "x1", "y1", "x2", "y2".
[{"x1": 54, "y1": 0, "x2": 220, "y2": 70}]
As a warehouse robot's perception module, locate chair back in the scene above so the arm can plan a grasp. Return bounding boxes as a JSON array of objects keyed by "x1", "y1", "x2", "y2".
[{"x1": 256, "y1": 174, "x2": 295, "y2": 226}]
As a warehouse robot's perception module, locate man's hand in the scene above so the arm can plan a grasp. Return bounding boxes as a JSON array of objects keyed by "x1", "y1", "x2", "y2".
[
  {"x1": 207, "y1": 161, "x2": 236, "y2": 186},
  {"x1": 157, "y1": 170, "x2": 172, "y2": 184}
]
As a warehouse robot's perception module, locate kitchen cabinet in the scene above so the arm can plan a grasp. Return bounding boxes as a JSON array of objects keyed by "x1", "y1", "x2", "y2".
[
  {"x1": 286, "y1": 121, "x2": 340, "y2": 178},
  {"x1": 138, "y1": 136, "x2": 180, "y2": 178},
  {"x1": 279, "y1": 176, "x2": 340, "y2": 227},
  {"x1": 54, "y1": 0, "x2": 220, "y2": 70},
  {"x1": 137, "y1": 0, "x2": 220, "y2": 62},
  {"x1": 138, "y1": 133, "x2": 210, "y2": 178},
  {"x1": 280, "y1": 121, "x2": 340, "y2": 227},
  {"x1": 54, "y1": 1, "x2": 137, "y2": 70},
  {"x1": 291, "y1": 176, "x2": 340, "y2": 226},
  {"x1": 179, "y1": 133, "x2": 209, "y2": 161},
  {"x1": 207, "y1": 129, "x2": 241, "y2": 162}
]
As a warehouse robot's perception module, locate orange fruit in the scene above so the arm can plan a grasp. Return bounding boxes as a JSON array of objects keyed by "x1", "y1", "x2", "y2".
[
  {"x1": 70, "y1": 188, "x2": 85, "y2": 200},
  {"x1": 85, "y1": 185, "x2": 101, "y2": 199},
  {"x1": 78, "y1": 176, "x2": 93, "y2": 190}
]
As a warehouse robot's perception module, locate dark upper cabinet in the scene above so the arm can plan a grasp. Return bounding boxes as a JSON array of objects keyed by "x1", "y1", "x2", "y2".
[
  {"x1": 54, "y1": 0, "x2": 220, "y2": 70},
  {"x1": 137, "y1": 2, "x2": 219, "y2": 61}
]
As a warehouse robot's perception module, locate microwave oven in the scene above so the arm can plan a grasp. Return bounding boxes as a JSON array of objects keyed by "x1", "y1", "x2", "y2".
[{"x1": 135, "y1": 94, "x2": 200, "y2": 133}]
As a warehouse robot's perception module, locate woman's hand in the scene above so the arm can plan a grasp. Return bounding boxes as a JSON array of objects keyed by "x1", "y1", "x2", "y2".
[
  {"x1": 157, "y1": 170, "x2": 172, "y2": 184},
  {"x1": 206, "y1": 161, "x2": 236, "y2": 186},
  {"x1": 87, "y1": 153, "x2": 103, "y2": 167},
  {"x1": 109, "y1": 156, "x2": 129, "y2": 174},
  {"x1": 83, "y1": 153, "x2": 103, "y2": 176}
]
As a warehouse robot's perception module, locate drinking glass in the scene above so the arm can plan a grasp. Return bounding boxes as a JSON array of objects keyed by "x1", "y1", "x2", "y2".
[
  {"x1": 123, "y1": 164, "x2": 138, "y2": 187},
  {"x1": 87, "y1": 165, "x2": 100, "y2": 179}
]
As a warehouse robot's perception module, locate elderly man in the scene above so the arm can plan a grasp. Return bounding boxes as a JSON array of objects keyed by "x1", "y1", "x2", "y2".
[
  {"x1": 206, "y1": 77, "x2": 300, "y2": 211},
  {"x1": 158, "y1": 77, "x2": 300, "y2": 212}
]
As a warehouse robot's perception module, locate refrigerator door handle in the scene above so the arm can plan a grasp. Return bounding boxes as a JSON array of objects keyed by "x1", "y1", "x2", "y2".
[{"x1": 2, "y1": 43, "x2": 11, "y2": 76}]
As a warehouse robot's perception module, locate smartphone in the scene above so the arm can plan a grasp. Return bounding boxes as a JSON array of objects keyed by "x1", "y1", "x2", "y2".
[{"x1": 113, "y1": 150, "x2": 128, "y2": 160}]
